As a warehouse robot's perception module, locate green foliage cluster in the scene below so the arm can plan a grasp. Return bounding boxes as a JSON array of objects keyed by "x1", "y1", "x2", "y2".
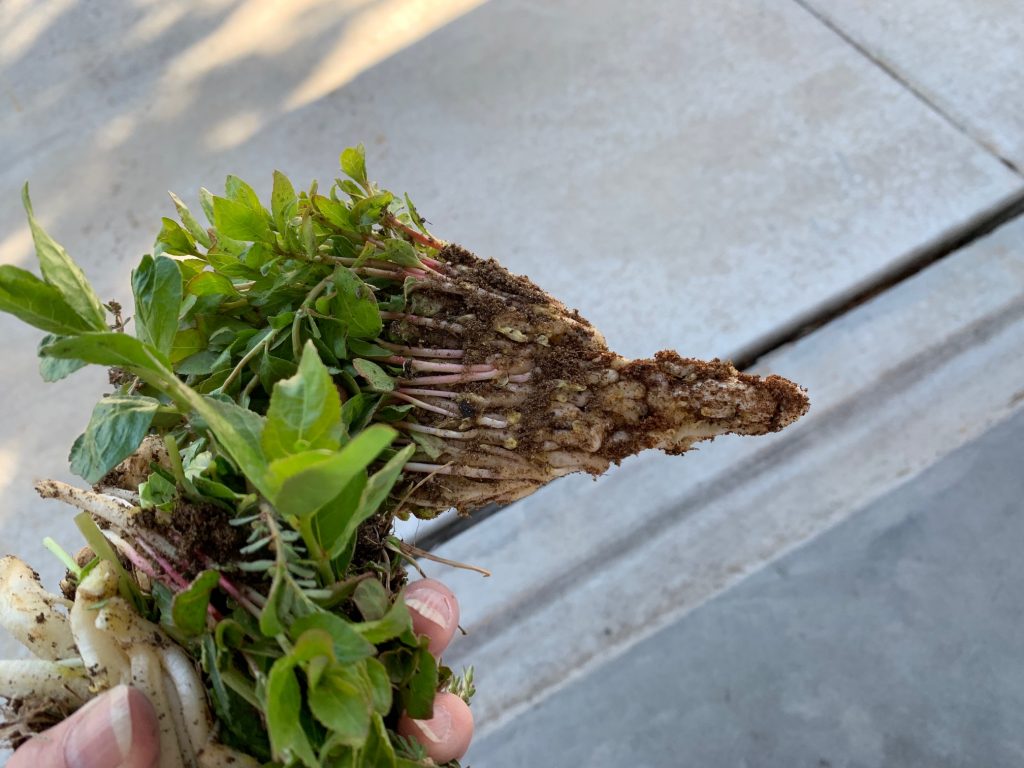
[{"x1": 0, "y1": 147, "x2": 470, "y2": 767}]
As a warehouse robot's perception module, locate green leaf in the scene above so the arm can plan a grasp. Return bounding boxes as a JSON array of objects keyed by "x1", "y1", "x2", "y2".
[
  {"x1": 351, "y1": 192, "x2": 393, "y2": 227},
  {"x1": 340, "y1": 145, "x2": 368, "y2": 188},
  {"x1": 213, "y1": 196, "x2": 272, "y2": 243},
  {"x1": 380, "y1": 239, "x2": 422, "y2": 268},
  {"x1": 21, "y1": 184, "x2": 106, "y2": 329},
  {"x1": 154, "y1": 217, "x2": 199, "y2": 256},
  {"x1": 132, "y1": 255, "x2": 183, "y2": 356},
  {"x1": 139, "y1": 470, "x2": 176, "y2": 511},
  {"x1": 37, "y1": 334, "x2": 86, "y2": 382},
  {"x1": 171, "y1": 569, "x2": 220, "y2": 636},
  {"x1": 317, "y1": 471, "x2": 365, "y2": 558},
  {"x1": 354, "y1": 593, "x2": 414, "y2": 645},
  {"x1": 359, "y1": 714, "x2": 397, "y2": 768},
  {"x1": 0, "y1": 265, "x2": 99, "y2": 335},
  {"x1": 329, "y1": 444, "x2": 413, "y2": 559},
  {"x1": 309, "y1": 668, "x2": 372, "y2": 746},
  {"x1": 225, "y1": 175, "x2": 263, "y2": 212},
  {"x1": 186, "y1": 271, "x2": 238, "y2": 298},
  {"x1": 333, "y1": 268, "x2": 382, "y2": 340},
  {"x1": 353, "y1": 579, "x2": 389, "y2": 621},
  {"x1": 269, "y1": 425, "x2": 396, "y2": 519},
  {"x1": 314, "y1": 195, "x2": 355, "y2": 231},
  {"x1": 168, "y1": 192, "x2": 212, "y2": 248},
  {"x1": 290, "y1": 613, "x2": 375, "y2": 664},
  {"x1": 262, "y1": 342, "x2": 343, "y2": 460},
  {"x1": 170, "y1": 328, "x2": 205, "y2": 364},
  {"x1": 41, "y1": 331, "x2": 168, "y2": 371},
  {"x1": 271, "y1": 171, "x2": 297, "y2": 232},
  {"x1": 266, "y1": 657, "x2": 318, "y2": 768},
  {"x1": 365, "y1": 658, "x2": 393, "y2": 716},
  {"x1": 68, "y1": 395, "x2": 160, "y2": 483},
  {"x1": 404, "y1": 646, "x2": 438, "y2": 719},
  {"x1": 352, "y1": 358, "x2": 394, "y2": 392},
  {"x1": 193, "y1": 396, "x2": 270, "y2": 496}
]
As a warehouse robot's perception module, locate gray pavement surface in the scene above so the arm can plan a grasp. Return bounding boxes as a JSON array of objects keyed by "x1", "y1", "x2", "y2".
[
  {"x1": 473, "y1": 410, "x2": 1024, "y2": 768},
  {"x1": 2, "y1": 2, "x2": 1024, "y2": 765}
]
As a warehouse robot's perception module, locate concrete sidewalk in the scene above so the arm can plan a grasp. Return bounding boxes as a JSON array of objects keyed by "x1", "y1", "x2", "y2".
[
  {"x1": 472, "y1": 409, "x2": 1024, "y2": 767},
  {"x1": 1, "y1": 1, "x2": 1023, "y2": 765}
]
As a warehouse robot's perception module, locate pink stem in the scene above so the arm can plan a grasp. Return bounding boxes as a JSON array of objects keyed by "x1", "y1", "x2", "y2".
[
  {"x1": 399, "y1": 370, "x2": 502, "y2": 385},
  {"x1": 398, "y1": 387, "x2": 460, "y2": 399},
  {"x1": 103, "y1": 532, "x2": 159, "y2": 581},
  {"x1": 396, "y1": 422, "x2": 476, "y2": 440},
  {"x1": 377, "y1": 340, "x2": 464, "y2": 359},
  {"x1": 135, "y1": 539, "x2": 190, "y2": 590},
  {"x1": 390, "y1": 391, "x2": 460, "y2": 417}
]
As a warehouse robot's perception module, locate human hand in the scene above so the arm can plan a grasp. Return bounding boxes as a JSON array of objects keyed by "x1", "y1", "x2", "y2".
[
  {"x1": 9, "y1": 578, "x2": 471, "y2": 767},
  {"x1": 399, "y1": 578, "x2": 474, "y2": 763}
]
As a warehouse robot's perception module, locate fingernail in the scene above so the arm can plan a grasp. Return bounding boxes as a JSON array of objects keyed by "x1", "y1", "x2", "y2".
[
  {"x1": 65, "y1": 686, "x2": 134, "y2": 768},
  {"x1": 406, "y1": 581, "x2": 454, "y2": 630},
  {"x1": 409, "y1": 703, "x2": 454, "y2": 746}
]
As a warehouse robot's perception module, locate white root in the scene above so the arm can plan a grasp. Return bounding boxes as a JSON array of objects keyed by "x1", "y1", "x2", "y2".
[
  {"x1": 197, "y1": 742, "x2": 263, "y2": 768},
  {"x1": 35, "y1": 479, "x2": 136, "y2": 531},
  {"x1": 161, "y1": 645, "x2": 212, "y2": 752},
  {"x1": 0, "y1": 659, "x2": 90, "y2": 704},
  {"x1": 130, "y1": 646, "x2": 188, "y2": 768},
  {"x1": 70, "y1": 561, "x2": 130, "y2": 687},
  {"x1": 0, "y1": 556, "x2": 76, "y2": 660}
]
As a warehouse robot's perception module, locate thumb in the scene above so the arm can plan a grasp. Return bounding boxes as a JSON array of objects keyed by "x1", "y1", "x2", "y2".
[{"x1": 8, "y1": 685, "x2": 160, "y2": 768}]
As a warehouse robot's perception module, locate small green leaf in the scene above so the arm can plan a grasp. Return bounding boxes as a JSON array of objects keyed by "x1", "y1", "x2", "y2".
[
  {"x1": 328, "y1": 445, "x2": 412, "y2": 560},
  {"x1": 170, "y1": 328, "x2": 205, "y2": 364},
  {"x1": 68, "y1": 395, "x2": 160, "y2": 483},
  {"x1": 333, "y1": 267, "x2": 382, "y2": 340},
  {"x1": 351, "y1": 192, "x2": 393, "y2": 227},
  {"x1": 262, "y1": 342, "x2": 343, "y2": 460},
  {"x1": 187, "y1": 271, "x2": 238, "y2": 298},
  {"x1": 380, "y1": 239, "x2": 422, "y2": 268},
  {"x1": 168, "y1": 192, "x2": 212, "y2": 248},
  {"x1": 225, "y1": 175, "x2": 263, "y2": 212},
  {"x1": 154, "y1": 217, "x2": 199, "y2": 256},
  {"x1": 213, "y1": 196, "x2": 272, "y2": 243},
  {"x1": 353, "y1": 579, "x2": 389, "y2": 621},
  {"x1": 365, "y1": 658, "x2": 393, "y2": 715},
  {"x1": 352, "y1": 358, "x2": 394, "y2": 392},
  {"x1": 271, "y1": 171, "x2": 297, "y2": 232},
  {"x1": 21, "y1": 184, "x2": 106, "y2": 329},
  {"x1": 171, "y1": 569, "x2": 220, "y2": 636},
  {"x1": 354, "y1": 593, "x2": 414, "y2": 645},
  {"x1": 269, "y1": 425, "x2": 396, "y2": 519},
  {"x1": 340, "y1": 145, "x2": 368, "y2": 188},
  {"x1": 139, "y1": 470, "x2": 176, "y2": 511},
  {"x1": 266, "y1": 656, "x2": 317, "y2": 768},
  {"x1": 0, "y1": 265, "x2": 99, "y2": 335},
  {"x1": 359, "y1": 714, "x2": 397, "y2": 768},
  {"x1": 290, "y1": 613, "x2": 376, "y2": 664},
  {"x1": 193, "y1": 396, "x2": 270, "y2": 496},
  {"x1": 41, "y1": 332, "x2": 171, "y2": 373},
  {"x1": 37, "y1": 334, "x2": 86, "y2": 382},
  {"x1": 132, "y1": 255, "x2": 183, "y2": 356},
  {"x1": 309, "y1": 668, "x2": 372, "y2": 746},
  {"x1": 314, "y1": 195, "x2": 355, "y2": 231},
  {"x1": 404, "y1": 646, "x2": 438, "y2": 720}
]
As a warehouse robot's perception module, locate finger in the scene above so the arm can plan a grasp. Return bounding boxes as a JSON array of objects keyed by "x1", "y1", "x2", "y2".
[
  {"x1": 404, "y1": 578, "x2": 460, "y2": 655},
  {"x1": 8, "y1": 685, "x2": 160, "y2": 768},
  {"x1": 397, "y1": 691, "x2": 474, "y2": 764}
]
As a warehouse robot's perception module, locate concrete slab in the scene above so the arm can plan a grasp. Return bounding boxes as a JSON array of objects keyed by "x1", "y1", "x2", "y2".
[
  {"x1": 0, "y1": 0, "x2": 1020, "y2": 662},
  {"x1": 426, "y1": 215, "x2": 1024, "y2": 730},
  {"x1": 472, "y1": 409, "x2": 1024, "y2": 767},
  {"x1": 799, "y1": 0, "x2": 1024, "y2": 170}
]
